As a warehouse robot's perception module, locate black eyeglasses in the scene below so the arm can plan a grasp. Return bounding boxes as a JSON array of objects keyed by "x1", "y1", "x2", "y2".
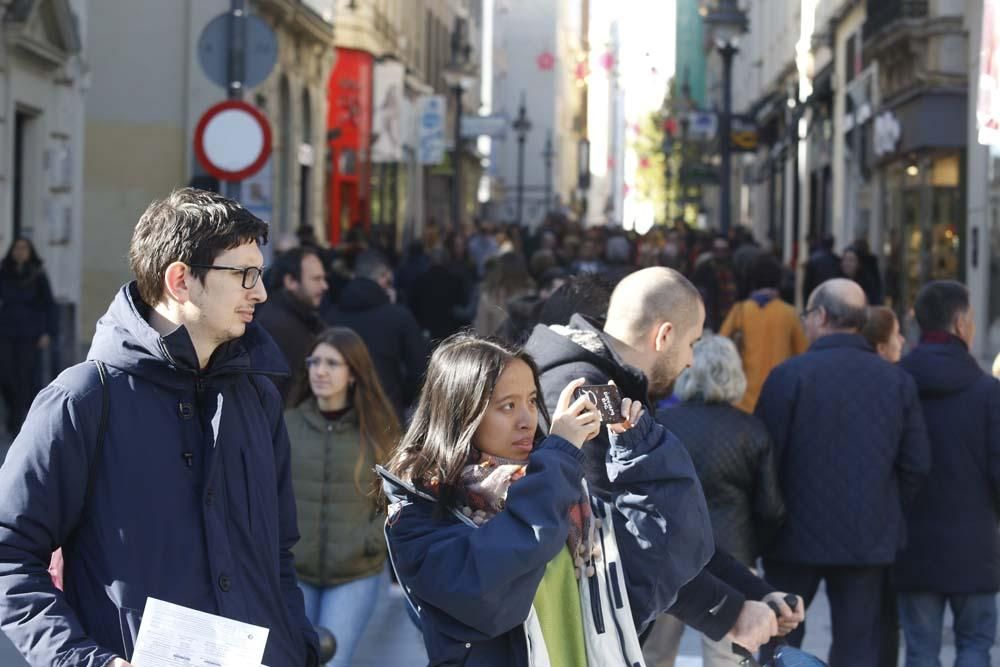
[
  {"x1": 188, "y1": 264, "x2": 264, "y2": 289},
  {"x1": 800, "y1": 305, "x2": 820, "y2": 320}
]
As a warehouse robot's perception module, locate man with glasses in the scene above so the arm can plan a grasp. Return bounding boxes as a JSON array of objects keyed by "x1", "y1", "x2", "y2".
[
  {"x1": 755, "y1": 278, "x2": 931, "y2": 667},
  {"x1": 0, "y1": 189, "x2": 320, "y2": 666}
]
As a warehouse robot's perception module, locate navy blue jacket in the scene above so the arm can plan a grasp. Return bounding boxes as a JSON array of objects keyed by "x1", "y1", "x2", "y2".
[
  {"x1": 381, "y1": 416, "x2": 708, "y2": 666},
  {"x1": 0, "y1": 264, "x2": 56, "y2": 339},
  {"x1": 322, "y1": 277, "x2": 429, "y2": 413},
  {"x1": 0, "y1": 283, "x2": 318, "y2": 667},
  {"x1": 895, "y1": 338, "x2": 1000, "y2": 593},
  {"x1": 525, "y1": 316, "x2": 774, "y2": 640},
  {"x1": 755, "y1": 333, "x2": 931, "y2": 565}
]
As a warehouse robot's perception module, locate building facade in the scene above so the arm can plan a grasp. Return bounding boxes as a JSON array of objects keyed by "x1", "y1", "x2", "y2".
[
  {"x1": 490, "y1": 0, "x2": 586, "y2": 228},
  {"x1": 81, "y1": 0, "x2": 334, "y2": 342},
  {"x1": 726, "y1": 0, "x2": 972, "y2": 316},
  {"x1": 327, "y1": 0, "x2": 481, "y2": 246},
  {"x1": 0, "y1": 0, "x2": 87, "y2": 365}
]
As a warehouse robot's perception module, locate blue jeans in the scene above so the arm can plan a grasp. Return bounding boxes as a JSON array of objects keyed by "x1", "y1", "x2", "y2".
[
  {"x1": 299, "y1": 568, "x2": 386, "y2": 666},
  {"x1": 898, "y1": 592, "x2": 997, "y2": 667}
]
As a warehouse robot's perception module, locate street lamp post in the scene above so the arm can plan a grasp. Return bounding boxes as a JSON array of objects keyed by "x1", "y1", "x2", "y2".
[
  {"x1": 512, "y1": 93, "x2": 533, "y2": 227},
  {"x1": 442, "y1": 19, "x2": 474, "y2": 230},
  {"x1": 705, "y1": 0, "x2": 747, "y2": 236},
  {"x1": 542, "y1": 131, "x2": 555, "y2": 213}
]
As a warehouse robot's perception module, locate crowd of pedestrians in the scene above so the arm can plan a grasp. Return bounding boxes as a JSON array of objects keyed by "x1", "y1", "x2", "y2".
[{"x1": 0, "y1": 190, "x2": 998, "y2": 667}]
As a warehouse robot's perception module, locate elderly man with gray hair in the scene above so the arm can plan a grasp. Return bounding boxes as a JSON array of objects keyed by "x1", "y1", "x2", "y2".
[
  {"x1": 644, "y1": 334, "x2": 785, "y2": 667},
  {"x1": 754, "y1": 279, "x2": 931, "y2": 667}
]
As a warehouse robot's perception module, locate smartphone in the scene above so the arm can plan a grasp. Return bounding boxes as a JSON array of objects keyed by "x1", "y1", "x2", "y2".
[{"x1": 573, "y1": 384, "x2": 625, "y2": 424}]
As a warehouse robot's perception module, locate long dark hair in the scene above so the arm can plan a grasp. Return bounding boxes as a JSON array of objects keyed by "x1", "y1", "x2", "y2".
[
  {"x1": 1, "y1": 237, "x2": 43, "y2": 275},
  {"x1": 380, "y1": 334, "x2": 550, "y2": 509},
  {"x1": 291, "y1": 327, "x2": 401, "y2": 495}
]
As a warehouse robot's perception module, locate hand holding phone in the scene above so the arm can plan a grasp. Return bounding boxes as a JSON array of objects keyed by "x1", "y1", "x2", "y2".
[{"x1": 572, "y1": 384, "x2": 626, "y2": 424}]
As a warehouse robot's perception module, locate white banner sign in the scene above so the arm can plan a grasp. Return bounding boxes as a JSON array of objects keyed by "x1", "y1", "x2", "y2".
[
  {"x1": 979, "y1": 0, "x2": 1000, "y2": 145},
  {"x1": 372, "y1": 60, "x2": 406, "y2": 162}
]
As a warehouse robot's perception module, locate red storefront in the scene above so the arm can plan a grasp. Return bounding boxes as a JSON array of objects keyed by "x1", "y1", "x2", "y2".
[{"x1": 327, "y1": 48, "x2": 373, "y2": 245}]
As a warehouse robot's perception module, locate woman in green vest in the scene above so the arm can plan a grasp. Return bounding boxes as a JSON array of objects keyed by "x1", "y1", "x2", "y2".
[{"x1": 285, "y1": 327, "x2": 401, "y2": 666}]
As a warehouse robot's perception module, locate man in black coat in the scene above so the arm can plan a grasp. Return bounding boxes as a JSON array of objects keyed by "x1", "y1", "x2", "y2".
[
  {"x1": 524, "y1": 267, "x2": 805, "y2": 656},
  {"x1": 323, "y1": 250, "x2": 428, "y2": 416},
  {"x1": 254, "y1": 246, "x2": 328, "y2": 401},
  {"x1": 755, "y1": 278, "x2": 931, "y2": 667},
  {"x1": 802, "y1": 236, "x2": 840, "y2": 305},
  {"x1": 895, "y1": 281, "x2": 1000, "y2": 666}
]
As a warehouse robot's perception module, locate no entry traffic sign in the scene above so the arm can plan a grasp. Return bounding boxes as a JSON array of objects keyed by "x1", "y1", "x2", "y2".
[{"x1": 194, "y1": 100, "x2": 272, "y2": 181}]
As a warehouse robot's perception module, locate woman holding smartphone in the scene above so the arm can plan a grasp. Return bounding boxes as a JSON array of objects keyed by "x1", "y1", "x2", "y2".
[{"x1": 377, "y1": 334, "x2": 713, "y2": 666}]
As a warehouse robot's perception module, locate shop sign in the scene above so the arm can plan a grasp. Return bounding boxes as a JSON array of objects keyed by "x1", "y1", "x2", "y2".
[
  {"x1": 873, "y1": 111, "x2": 901, "y2": 157},
  {"x1": 417, "y1": 95, "x2": 446, "y2": 165},
  {"x1": 731, "y1": 115, "x2": 758, "y2": 152},
  {"x1": 687, "y1": 112, "x2": 718, "y2": 140}
]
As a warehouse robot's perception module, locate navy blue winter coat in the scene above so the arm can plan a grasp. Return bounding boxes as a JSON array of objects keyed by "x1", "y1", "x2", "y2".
[
  {"x1": 755, "y1": 333, "x2": 931, "y2": 565},
  {"x1": 380, "y1": 415, "x2": 707, "y2": 666},
  {"x1": 895, "y1": 338, "x2": 1000, "y2": 593},
  {"x1": 0, "y1": 264, "x2": 56, "y2": 340},
  {"x1": 0, "y1": 283, "x2": 318, "y2": 667}
]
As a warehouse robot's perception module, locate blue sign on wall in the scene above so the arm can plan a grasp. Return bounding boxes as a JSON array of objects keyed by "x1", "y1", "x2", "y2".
[{"x1": 417, "y1": 95, "x2": 445, "y2": 165}]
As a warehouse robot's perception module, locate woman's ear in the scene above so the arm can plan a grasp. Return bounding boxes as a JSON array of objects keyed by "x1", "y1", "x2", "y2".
[{"x1": 163, "y1": 261, "x2": 192, "y2": 304}]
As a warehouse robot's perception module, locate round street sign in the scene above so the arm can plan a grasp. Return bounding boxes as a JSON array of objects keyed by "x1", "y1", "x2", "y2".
[
  {"x1": 194, "y1": 100, "x2": 272, "y2": 181},
  {"x1": 197, "y1": 12, "x2": 278, "y2": 90}
]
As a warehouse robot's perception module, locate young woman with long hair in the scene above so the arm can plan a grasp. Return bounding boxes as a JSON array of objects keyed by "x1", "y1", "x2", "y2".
[
  {"x1": 285, "y1": 327, "x2": 401, "y2": 666},
  {"x1": 377, "y1": 334, "x2": 695, "y2": 666}
]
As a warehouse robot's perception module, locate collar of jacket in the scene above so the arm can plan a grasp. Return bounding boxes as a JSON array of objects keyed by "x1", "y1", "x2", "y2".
[
  {"x1": 919, "y1": 330, "x2": 968, "y2": 350},
  {"x1": 86, "y1": 281, "x2": 290, "y2": 391},
  {"x1": 901, "y1": 337, "x2": 986, "y2": 395},
  {"x1": 808, "y1": 332, "x2": 873, "y2": 354},
  {"x1": 297, "y1": 397, "x2": 358, "y2": 431},
  {"x1": 532, "y1": 313, "x2": 650, "y2": 401},
  {"x1": 271, "y1": 288, "x2": 323, "y2": 331}
]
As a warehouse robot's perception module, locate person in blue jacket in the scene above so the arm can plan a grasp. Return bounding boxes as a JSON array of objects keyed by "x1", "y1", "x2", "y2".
[
  {"x1": 0, "y1": 188, "x2": 319, "y2": 667},
  {"x1": 378, "y1": 333, "x2": 712, "y2": 666},
  {"x1": 896, "y1": 280, "x2": 1000, "y2": 667}
]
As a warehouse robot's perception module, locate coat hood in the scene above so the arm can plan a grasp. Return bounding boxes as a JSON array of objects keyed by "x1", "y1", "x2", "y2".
[
  {"x1": 524, "y1": 313, "x2": 649, "y2": 402},
  {"x1": 337, "y1": 277, "x2": 389, "y2": 313},
  {"x1": 900, "y1": 339, "x2": 988, "y2": 397},
  {"x1": 86, "y1": 282, "x2": 289, "y2": 391},
  {"x1": 376, "y1": 464, "x2": 436, "y2": 509}
]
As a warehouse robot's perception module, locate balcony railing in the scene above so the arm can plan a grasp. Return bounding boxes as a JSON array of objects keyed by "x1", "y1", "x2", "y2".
[{"x1": 863, "y1": 0, "x2": 929, "y2": 41}]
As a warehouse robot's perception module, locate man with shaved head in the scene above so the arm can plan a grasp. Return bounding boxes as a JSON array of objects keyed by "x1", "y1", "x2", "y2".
[
  {"x1": 525, "y1": 266, "x2": 804, "y2": 658},
  {"x1": 755, "y1": 278, "x2": 931, "y2": 667}
]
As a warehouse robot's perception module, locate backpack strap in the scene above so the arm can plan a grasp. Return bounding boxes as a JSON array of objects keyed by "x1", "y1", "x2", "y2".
[{"x1": 84, "y1": 360, "x2": 110, "y2": 506}]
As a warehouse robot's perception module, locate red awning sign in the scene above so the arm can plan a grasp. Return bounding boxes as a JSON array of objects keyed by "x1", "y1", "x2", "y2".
[{"x1": 194, "y1": 100, "x2": 272, "y2": 181}]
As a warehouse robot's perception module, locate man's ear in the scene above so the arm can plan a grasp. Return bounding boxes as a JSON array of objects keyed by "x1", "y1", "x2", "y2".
[
  {"x1": 953, "y1": 309, "x2": 972, "y2": 340},
  {"x1": 163, "y1": 262, "x2": 193, "y2": 304},
  {"x1": 653, "y1": 321, "x2": 675, "y2": 352},
  {"x1": 283, "y1": 273, "x2": 299, "y2": 292}
]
